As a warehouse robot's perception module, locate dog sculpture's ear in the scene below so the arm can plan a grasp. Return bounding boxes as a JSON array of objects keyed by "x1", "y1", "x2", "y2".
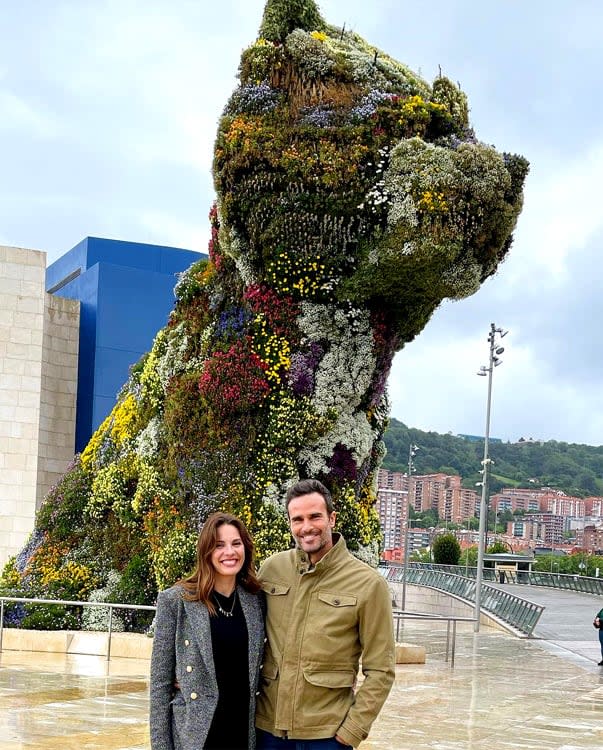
[{"x1": 260, "y1": 0, "x2": 326, "y2": 42}]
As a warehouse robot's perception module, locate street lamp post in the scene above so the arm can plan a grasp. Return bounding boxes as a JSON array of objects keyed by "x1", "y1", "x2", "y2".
[
  {"x1": 474, "y1": 323, "x2": 507, "y2": 632},
  {"x1": 401, "y1": 443, "x2": 419, "y2": 611}
]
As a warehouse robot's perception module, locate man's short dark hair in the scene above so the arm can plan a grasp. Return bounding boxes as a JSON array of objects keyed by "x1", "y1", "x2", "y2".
[{"x1": 285, "y1": 479, "x2": 334, "y2": 514}]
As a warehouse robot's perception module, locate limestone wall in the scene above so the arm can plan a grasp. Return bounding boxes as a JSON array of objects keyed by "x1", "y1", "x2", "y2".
[
  {"x1": 37, "y1": 293, "x2": 79, "y2": 506},
  {"x1": 0, "y1": 246, "x2": 79, "y2": 567},
  {"x1": 0, "y1": 246, "x2": 45, "y2": 567}
]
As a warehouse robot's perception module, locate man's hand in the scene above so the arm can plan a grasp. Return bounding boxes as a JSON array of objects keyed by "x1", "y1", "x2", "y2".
[{"x1": 335, "y1": 736, "x2": 348, "y2": 746}]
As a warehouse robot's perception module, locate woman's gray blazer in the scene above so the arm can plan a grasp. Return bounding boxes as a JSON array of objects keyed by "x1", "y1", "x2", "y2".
[{"x1": 150, "y1": 584, "x2": 265, "y2": 750}]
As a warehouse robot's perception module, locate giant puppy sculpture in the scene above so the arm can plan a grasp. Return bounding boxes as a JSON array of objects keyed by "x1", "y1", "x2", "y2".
[{"x1": 9, "y1": 0, "x2": 527, "y2": 606}]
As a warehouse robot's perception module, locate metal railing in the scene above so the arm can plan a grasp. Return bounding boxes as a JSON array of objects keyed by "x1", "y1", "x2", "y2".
[
  {"x1": 391, "y1": 611, "x2": 475, "y2": 667},
  {"x1": 381, "y1": 567, "x2": 544, "y2": 635},
  {"x1": 0, "y1": 596, "x2": 156, "y2": 660},
  {"x1": 382, "y1": 562, "x2": 603, "y2": 595}
]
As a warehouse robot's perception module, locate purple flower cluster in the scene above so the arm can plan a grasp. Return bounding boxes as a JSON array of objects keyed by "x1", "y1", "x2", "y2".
[
  {"x1": 225, "y1": 82, "x2": 280, "y2": 115},
  {"x1": 287, "y1": 343, "x2": 323, "y2": 396},
  {"x1": 216, "y1": 307, "x2": 251, "y2": 340},
  {"x1": 300, "y1": 105, "x2": 333, "y2": 128},
  {"x1": 4, "y1": 602, "x2": 27, "y2": 627},
  {"x1": 15, "y1": 529, "x2": 44, "y2": 573},
  {"x1": 327, "y1": 443, "x2": 358, "y2": 481},
  {"x1": 349, "y1": 89, "x2": 390, "y2": 122}
]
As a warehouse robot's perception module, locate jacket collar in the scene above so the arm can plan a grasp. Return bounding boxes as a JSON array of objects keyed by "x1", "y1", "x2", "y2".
[{"x1": 295, "y1": 532, "x2": 347, "y2": 574}]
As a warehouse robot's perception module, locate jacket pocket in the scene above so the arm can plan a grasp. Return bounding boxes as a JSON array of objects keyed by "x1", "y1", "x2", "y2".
[
  {"x1": 300, "y1": 668, "x2": 356, "y2": 722},
  {"x1": 261, "y1": 582, "x2": 290, "y2": 597},
  {"x1": 317, "y1": 592, "x2": 357, "y2": 608},
  {"x1": 303, "y1": 668, "x2": 356, "y2": 688}
]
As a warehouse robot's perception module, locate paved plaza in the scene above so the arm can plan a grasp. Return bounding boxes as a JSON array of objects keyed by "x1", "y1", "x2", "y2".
[{"x1": 1, "y1": 588, "x2": 602, "y2": 749}]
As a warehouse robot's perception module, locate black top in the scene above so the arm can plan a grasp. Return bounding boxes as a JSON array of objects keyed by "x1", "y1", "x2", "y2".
[{"x1": 204, "y1": 590, "x2": 250, "y2": 750}]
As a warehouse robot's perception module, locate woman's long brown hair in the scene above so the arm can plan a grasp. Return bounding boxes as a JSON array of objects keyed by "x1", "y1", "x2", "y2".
[{"x1": 177, "y1": 512, "x2": 261, "y2": 615}]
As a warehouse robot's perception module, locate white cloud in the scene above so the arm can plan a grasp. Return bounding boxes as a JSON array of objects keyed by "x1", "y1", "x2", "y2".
[
  {"x1": 137, "y1": 210, "x2": 208, "y2": 253},
  {"x1": 0, "y1": 89, "x2": 61, "y2": 138},
  {"x1": 524, "y1": 142, "x2": 603, "y2": 280}
]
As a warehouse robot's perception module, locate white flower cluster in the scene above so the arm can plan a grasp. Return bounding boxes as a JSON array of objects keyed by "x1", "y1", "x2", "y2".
[
  {"x1": 285, "y1": 29, "x2": 335, "y2": 78},
  {"x1": 296, "y1": 302, "x2": 377, "y2": 475},
  {"x1": 352, "y1": 540, "x2": 380, "y2": 567},
  {"x1": 82, "y1": 570, "x2": 125, "y2": 632},
  {"x1": 135, "y1": 416, "x2": 162, "y2": 460},
  {"x1": 156, "y1": 322, "x2": 189, "y2": 389}
]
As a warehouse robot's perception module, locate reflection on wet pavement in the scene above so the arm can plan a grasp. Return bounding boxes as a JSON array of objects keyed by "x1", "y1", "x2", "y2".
[{"x1": 1, "y1": 622, "x2": 602, "y2": 749}]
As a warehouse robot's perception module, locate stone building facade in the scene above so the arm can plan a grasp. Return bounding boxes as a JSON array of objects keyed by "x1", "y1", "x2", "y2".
[{"x1": 0, "y1": 245, "x2": 79, "y2": 567}]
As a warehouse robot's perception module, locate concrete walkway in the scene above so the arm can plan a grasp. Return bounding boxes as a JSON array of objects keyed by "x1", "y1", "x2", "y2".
[
  {"x1": 490, "y1": 582, "x2": 603, "y2": 665},
  {"x1": 1, "y1": 587, "x2": 602, "y2": 749}
]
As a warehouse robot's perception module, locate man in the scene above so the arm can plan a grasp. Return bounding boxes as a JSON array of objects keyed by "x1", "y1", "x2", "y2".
[{"x1": 256, "y1": 479, "x2": 395, "y2": 749}]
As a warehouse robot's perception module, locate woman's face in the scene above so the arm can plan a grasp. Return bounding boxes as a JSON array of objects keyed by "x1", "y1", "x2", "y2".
[{"x1": 211, "y1": 523, "x2": 245, "y2": 580}]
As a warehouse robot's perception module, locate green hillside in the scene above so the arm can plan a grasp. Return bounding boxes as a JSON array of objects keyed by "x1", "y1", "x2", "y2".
[{"x1": 383, "y1": 418, "x2": 603, "y2": 497}]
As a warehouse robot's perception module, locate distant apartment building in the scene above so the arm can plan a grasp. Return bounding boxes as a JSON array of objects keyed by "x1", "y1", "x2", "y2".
[
  {"x1": 508, "y1": 513, "x2": 566, "y2": 546},
  {"x1": 376, "y1": 469, "x2": 478, "y2": 555},
  {"x1": 412, "y1": 473, "x2": 479, "y2": 524},
  {"x1": 377, "y1": 487, "x2": 407, "y2": 549},
  {"x1": 576, "y1": 524, "x2": 603, "y2": 552},
  {"x1": 584, "y1": 497, "x2": 603, "y2": 518},
  {"x1": 491, "y1": 489, "x2": 543, "y2": 514}
]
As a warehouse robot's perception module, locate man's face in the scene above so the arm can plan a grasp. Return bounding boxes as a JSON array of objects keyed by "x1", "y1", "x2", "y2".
[{"x1": 288, "y1": 492, "x2": 336, "y2": 564}]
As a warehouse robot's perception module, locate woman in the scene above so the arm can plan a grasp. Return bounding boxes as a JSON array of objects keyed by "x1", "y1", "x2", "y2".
[
  {"x1": 595, "y1": 606, "x2": 603, "y2": 666},
  {"x1": 150, "y1": 512, "x2": 265, "y2": 750}
]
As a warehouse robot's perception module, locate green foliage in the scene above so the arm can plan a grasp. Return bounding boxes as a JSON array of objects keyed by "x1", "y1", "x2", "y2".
[
  {"x1": 260, "y1": 0, "x2": 325, "y2": 42},
  {"x1": 20, "y1": 604, "x2": 80, "y2": 631},
  {"x1": 487, "y1": 541, "x2": 509, "y2": 554},
  {"x1": 36, "y1": 458, "x2": 92, "y2": 540},
  {"x1": 459, "y1": 546, "x2": 478, "y2": 566},
  {"x1": 432, "y1": 533, "x2": 461, "y2": 564},
  {"x1": 383, "y1": 418, "x2": 603, "y2": 496}
]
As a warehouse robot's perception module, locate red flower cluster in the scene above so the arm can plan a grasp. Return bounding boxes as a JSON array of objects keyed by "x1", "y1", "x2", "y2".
[
  {"x1": 243, "y1": 283, "x2": 300, "y2": 338},
  {"x1": 198, "y1": 337, "x2": 271, "y2": 419}
]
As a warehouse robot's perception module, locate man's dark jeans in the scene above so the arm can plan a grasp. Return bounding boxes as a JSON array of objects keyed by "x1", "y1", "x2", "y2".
[{"x1": 256, "y1": 729, "x2": 353, "y2": 750}]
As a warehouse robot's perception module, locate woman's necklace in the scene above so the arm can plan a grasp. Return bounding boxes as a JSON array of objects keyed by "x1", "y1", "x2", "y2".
[{"x1": 213, "y1": 589, "x2": 237, "y2": 617}]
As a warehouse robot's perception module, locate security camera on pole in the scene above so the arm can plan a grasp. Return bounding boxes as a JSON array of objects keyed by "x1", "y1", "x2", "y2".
[{"x1": 474, "y1": 323, "x2": 507, "y2": 632}]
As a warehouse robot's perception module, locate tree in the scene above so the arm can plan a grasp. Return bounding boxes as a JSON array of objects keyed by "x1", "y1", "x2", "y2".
[
  {"x1": 459, "y1": 546, "x2": 479, "y2": 566},
  {"x1": 432, "y1": 533, "x2": 461, "y2": 565},
  {"x1": 487, "y1": 541, "x2": 509, "y2": 554}
]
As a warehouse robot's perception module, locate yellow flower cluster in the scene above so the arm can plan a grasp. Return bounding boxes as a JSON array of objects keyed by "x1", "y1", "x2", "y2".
[
  {"x1": 139, "y1": 344, "x2": 163, "y2": 414},
  {"x1": 418, "y1": 190, "x2": 449, "y2": 214},
  {"x1": 41, "y1": 561, "x2": 98, "y2": 598},
  {"x1": 310, "y1": 30, "x2": 327, "y2": 42},
  {"x1": 110, "y1": 394, "x2": 138, "y2": 445},
  {"x1": 81, "y1": 412, "x2": 112, "y2": 468},
  {"x1": 266, "y1": 254, "x2": 327, "y2": 298},
  {"x1": 252, "y1": 314, "x2": 291, "y2": 383},
  {"x1": 224, "y1": 116, "x2": 257, "y2": 151},
  {"x1": 81, "y1": 393, "x2": 139, "y2": 469},
  {"x1": 253, "y1": 393, "x2": 328, "y2": 492}
]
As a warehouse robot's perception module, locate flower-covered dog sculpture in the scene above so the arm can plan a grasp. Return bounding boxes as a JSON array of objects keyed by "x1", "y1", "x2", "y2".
[{"x1": 8, "y1": 0, "x2": 527, "y2": 607}]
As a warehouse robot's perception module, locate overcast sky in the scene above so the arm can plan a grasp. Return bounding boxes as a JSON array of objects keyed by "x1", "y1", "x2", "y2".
[{"x1": 2, "y1": 0, "x2": 603, "y2": 446}]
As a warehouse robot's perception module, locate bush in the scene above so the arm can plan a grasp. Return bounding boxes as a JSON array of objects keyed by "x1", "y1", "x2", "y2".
[
  {"x1": 20, "y1": 604, "x2": 80, "y2": 631},
  {"x1": 433, "y1": 533, "x2": 461, "y2": 565}
]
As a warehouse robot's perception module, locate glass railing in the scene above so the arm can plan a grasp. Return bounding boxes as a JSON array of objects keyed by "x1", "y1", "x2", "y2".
[{"x1": 380, "y1": 566, "x2": 544, "y2": 635}]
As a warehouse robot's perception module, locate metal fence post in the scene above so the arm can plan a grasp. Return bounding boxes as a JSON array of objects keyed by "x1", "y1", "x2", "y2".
[{"x1": 106, "y1": 605, "x2": 114, "y2": 661}]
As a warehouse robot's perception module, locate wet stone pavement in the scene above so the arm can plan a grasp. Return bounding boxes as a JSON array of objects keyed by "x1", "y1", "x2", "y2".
[{"x1": 1, "y1": 620, "x2": 602, "y2": 749}]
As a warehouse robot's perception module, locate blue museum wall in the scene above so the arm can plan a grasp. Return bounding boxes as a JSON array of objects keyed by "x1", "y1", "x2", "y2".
[{"x1": 46, "y1": 237, "x2": 204, "y2": 452}]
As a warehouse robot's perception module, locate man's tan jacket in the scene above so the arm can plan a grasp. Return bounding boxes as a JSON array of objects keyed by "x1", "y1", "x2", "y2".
[{"x1": 256, "y1": 534, "x2": 395, "y2": 747}]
